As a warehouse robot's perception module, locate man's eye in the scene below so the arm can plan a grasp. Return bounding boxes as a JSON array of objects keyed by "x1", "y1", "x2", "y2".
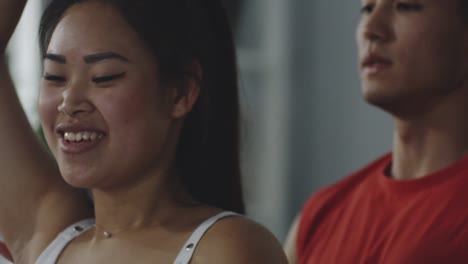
[
  {"x1": 43, "y1": 74, "x2": 66, "y2": 82},
  {"x1": 360, "y1": 4, "x2": 375, "y2": 14},
  {"x1": 92, "y1": 72, "x2": 126, "y2": 83}
]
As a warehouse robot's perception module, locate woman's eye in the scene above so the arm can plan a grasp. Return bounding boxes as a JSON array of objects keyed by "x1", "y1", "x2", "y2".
[
  {"x1": 360, "y1": 4, "x2": 375, "y2": 14},
  {"x1": 43, "y1": 74, "x2": 66, "y2": 83},
  {"x1": 396, "y1": 2, "x2": 423, "y2": 11},
  {"x1": 92, "y1": 72, "x2": 126, "y2": 83}
]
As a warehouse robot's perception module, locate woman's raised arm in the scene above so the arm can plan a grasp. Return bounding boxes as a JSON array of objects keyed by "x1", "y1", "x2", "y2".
[{"x1": 0, "y1": 1, "x2": 92, "y2": 262}]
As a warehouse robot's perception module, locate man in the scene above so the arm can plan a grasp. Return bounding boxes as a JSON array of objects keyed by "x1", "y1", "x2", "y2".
[{"x1": 285, "y1": 0, "x2": 468, "y2": 263}]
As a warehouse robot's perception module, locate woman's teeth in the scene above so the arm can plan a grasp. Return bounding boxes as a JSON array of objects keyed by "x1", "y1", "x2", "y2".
[{"x1": 64, "y1": 131, "x2": 103, "y2": 142}]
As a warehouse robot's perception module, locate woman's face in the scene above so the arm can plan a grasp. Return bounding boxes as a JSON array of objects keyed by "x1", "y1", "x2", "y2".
[
  {"x1": 39, "y1": 1, "x2": 177, "y2": 189},
  {"x1": 356, "y1": 0, "x2": 468, "y2": 114}
]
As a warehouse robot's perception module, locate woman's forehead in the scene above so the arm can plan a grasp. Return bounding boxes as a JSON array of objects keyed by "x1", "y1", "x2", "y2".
[{"x1": 47, "y1": 2, "x2": 143, "y2": 59}]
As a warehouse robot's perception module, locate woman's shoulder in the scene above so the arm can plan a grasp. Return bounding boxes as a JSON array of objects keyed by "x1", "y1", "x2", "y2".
[{"x1": 190, "y1": 211, "x2": 288, "y2": 264}]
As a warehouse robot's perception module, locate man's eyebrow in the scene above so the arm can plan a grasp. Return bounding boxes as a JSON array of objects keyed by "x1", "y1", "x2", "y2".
[
  {"x1": 44, "y1": 53, "x2": 66, "y2": 64},
  {"x1": 83, "y1": 52, "x2": 130, "y2": 64}
]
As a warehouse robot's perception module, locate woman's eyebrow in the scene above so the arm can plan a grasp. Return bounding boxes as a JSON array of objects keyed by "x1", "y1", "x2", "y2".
[
  {"x1": 44, "y1": 52, "x2": 130, "y2": 64},
  {"x1": 44, "y1": 53, "x2": 66, "y2": 64},
  {"x1": 83, "y1": 52, "x2": 130, "y2": 64}
]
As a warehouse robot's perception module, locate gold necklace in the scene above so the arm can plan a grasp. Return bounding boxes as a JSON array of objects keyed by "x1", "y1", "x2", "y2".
[
  {"x1": 92, "y1": 218, "x2": 167, "y2": 239},
  {"x1": 93, "y1": 224, "x2": 118, "y2": 239}
]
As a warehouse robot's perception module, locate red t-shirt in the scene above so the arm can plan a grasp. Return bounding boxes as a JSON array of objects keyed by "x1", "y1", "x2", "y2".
[{"x1": 297, "y1": 154, "x2": 468, "y2": 263}]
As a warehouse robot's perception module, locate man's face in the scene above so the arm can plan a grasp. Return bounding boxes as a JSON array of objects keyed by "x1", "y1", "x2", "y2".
[{"x1": 356, "y1": 0, "x2": 468, "y2": 115}]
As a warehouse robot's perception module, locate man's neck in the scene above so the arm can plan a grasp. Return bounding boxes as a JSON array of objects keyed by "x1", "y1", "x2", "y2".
[{"x1": 391, "y1": 103, "x2": 468, "y2": 180}]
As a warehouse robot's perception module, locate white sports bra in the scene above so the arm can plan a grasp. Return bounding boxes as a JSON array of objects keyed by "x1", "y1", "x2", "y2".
[{"x1": 35, "y1": 211, "x2": 239, "y2": 264}]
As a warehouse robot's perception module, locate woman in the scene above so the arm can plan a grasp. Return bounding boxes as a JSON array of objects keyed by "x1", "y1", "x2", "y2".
[{"x1": 0, "y1": 0, "x2": 287, "y2": 263}]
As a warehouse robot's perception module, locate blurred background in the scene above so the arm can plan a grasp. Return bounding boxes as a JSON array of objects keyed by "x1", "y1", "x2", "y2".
[{"x1": 1, "y1": 1, "x2": 393, "y2": 262}]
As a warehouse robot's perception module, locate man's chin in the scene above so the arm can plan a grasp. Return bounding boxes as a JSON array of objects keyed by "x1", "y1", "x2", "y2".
[
  {"x1": 363, "y1": 89, "x2": 397, "y2": 109},
  {"x1": 363, "y1": 91, "x2": 427, "y2": 118}
]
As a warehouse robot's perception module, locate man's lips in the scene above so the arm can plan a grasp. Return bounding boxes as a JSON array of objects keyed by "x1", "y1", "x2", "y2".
[
  {"x1": 361, "y1": 54, "x2": 393, "y2": 75},
  {"x1": 362, "y1": 54, "x2": 393, "y2": 67}
]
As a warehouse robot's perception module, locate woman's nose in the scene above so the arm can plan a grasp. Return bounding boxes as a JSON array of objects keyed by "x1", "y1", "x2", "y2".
[{"x1": 57, "y1": 83, "x2": 94, "y2": 117}]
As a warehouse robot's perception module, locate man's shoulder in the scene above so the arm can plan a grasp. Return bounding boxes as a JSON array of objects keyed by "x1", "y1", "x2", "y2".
[
  {"x1": 296, "y1": 153, "x2": 391, "y2": 257},
  {"x1": 303, "y1": 153, "x2": 391, "y2": 212}
]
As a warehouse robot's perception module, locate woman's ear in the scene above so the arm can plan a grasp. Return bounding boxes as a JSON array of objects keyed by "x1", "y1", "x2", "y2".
[{"x1": 171, "y1": 61, "x2": 202, "y2": 118}]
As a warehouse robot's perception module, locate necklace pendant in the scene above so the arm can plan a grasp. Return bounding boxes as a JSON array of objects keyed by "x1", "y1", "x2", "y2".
[{"x1": 103, "y1": 231, "x2": 112, "y2": 238}]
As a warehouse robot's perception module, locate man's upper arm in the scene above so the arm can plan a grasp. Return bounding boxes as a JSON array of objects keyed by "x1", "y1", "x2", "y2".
[{"x1": 284, "y1": 214, "x2": 300, "y2": 264}]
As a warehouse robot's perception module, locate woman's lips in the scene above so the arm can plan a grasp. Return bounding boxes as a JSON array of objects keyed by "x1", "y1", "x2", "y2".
[
  {"x1": 59, "y1": 136, "x2": 104, "y2": 155},
  {"x1": 55, "y1": 123, "x2": 106, "y2": 155}
]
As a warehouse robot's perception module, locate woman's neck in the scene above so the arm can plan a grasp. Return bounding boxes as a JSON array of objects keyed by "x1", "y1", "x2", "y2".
[{"x1": 90, "y1": 168, "x2": 193, "y2": 238}]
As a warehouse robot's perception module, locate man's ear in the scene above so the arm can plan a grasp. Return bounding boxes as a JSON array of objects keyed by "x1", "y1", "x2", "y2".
[{"x1": 171, "y1": 61, "x2": 202, "y2": 118}]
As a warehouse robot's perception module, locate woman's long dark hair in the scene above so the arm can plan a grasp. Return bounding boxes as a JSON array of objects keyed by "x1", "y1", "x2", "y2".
[{"x1": 39, "y1": 0, "x2": 244, "y2": 214}]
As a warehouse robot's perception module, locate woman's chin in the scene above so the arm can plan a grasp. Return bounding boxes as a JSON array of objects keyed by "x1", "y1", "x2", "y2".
[
  {"x1": 60, "y1": 170, "x2": 100, "y2": 189},
  {"x1": 64, "y1": 178, "x2": 95, "y2": 189}
]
